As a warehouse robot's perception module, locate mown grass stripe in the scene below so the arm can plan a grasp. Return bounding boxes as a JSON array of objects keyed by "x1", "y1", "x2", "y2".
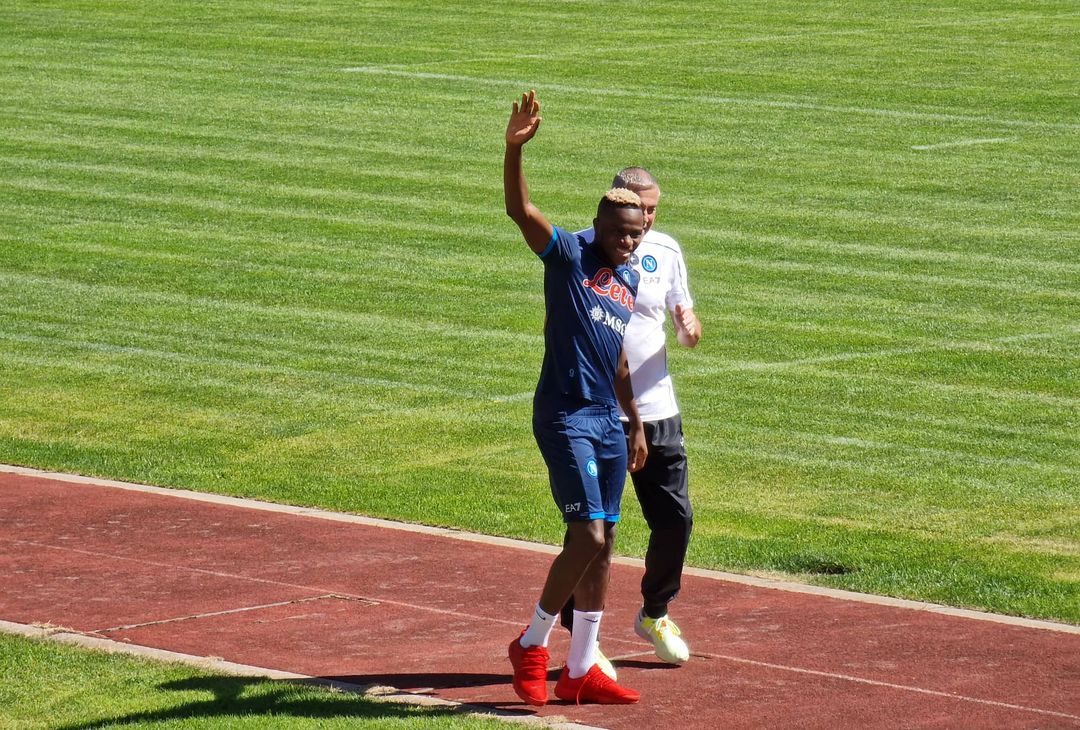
[
  {"x1": 7, "y1": 103, "x2": 1078, "y2": 186},
  {"x1": 5, "y1": 152, "x2": 1078, "y2": 276},
  {"x1": 774, "y1": 366, "x2": 1078, "y2": 408},
  {"x1": 0, "y1": 271, "x2": 539, "y2": 344},
  {"x1": 684, "y1": 327, "x2": 1080, "y2": 375},
  {"x1": 0, "y1": 108, "x2": 499, "y2": 171},
  {"x1": 686, "y1": 405, "x2": 1078, "y2": 462},
  {"x1": 3, "y1": 354, "x2": 523, "y2": 430},
  {"x1": 0, "y1": 333, "x2": 507, "y2": 401},
  {"x1": 0, "y1": 179, "x2": 498, "y2": 239},
  {"x1": 714, "y1": 424, "x2": 1077, "y2": 476},
  {"x1": 0, "y1": 156, "x2": 506, "y2": 217},
  {"x1": 2, "y1": 229, "x2": 1068, "y2": 341},
  {"x1": 8, "y1": 340, "x2": 1065, "y2": 493},
  {"x1": 3, "y1": 188, "x2": 1074, "y2": 304},
  {"x1": 0, "y1": 307, "x2": 531, "y2": 386},
  {"x1": 14, "y1": 213, "x2": 1072, "y2": 288},
  {"x1": 912, "y1": 137, "x2": 1013, "y2": 151},
  {"x1": 340, "y1": 67, "x2": 1080, "y2": 131},
  {"x1": 683, "y1": 440, "x2": 1074, "y2": 499},
  {"x1": 4, "y1": 137, "x2": 1073, "y2": 252}
]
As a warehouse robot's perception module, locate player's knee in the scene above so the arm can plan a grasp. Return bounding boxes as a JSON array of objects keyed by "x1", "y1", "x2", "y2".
[
  {"x1": 584, "y1": 521, "x2": 607, "y2": 553},
  {"x1": 602, "y1": 520, "x2": 617, "y2": 542},
  {"x1": 567, "y1": 520, "x2": 607, "y2": 555}
]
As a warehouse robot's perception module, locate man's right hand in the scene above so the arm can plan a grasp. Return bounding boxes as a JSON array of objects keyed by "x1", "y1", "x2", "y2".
[
  {"x1": 506, "y1": 90, "x2": 542, "y2": 146},
  {"x1": 627, "y1": 422, "x2": 648, "y2": 473},
  {"x1": 674, "y1": 304, "x2": 701, "y2": 348}
]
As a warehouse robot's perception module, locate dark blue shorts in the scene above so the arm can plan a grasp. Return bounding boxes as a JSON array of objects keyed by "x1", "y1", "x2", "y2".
[{"x1": 533, "y1": 396, "x2": 628, "y2": 523}]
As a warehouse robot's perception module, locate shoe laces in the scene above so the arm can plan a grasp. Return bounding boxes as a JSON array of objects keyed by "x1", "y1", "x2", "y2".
[
  {"x1": 575, "y1": 667, "x2": 615, "y2": 705},
  {"x1": 648, "y1": 615, "x2": 681, "y2": 639},
  {"x1": 518, "y1": 645, "x2": 548, "y2": 674}
]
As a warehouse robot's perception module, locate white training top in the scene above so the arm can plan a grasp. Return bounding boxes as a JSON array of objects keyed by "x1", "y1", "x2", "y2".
[{"x1": 576, "y1": 227, "x2": 694, "y2": 422}]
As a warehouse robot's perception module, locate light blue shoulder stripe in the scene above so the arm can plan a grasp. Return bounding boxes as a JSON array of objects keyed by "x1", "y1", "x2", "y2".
[{"x1": 538, "y1": 228, "x2": 558, "y2": 258}]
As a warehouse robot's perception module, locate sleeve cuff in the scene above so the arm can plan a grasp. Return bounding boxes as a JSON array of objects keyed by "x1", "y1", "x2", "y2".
[{"x1": 538, "y1": 228, "x2": 558, "y2": 259}]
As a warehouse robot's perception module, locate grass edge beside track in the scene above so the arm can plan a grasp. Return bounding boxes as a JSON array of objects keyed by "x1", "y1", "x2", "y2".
[{"x1": 0, "y1": 620, "x2": 567, "y2": 730}]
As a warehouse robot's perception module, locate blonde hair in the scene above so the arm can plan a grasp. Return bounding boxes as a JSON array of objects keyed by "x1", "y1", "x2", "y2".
[
  {"x1": 596, "y1": 187, "x2": 643, "y2": 218},
  {"x1": 603, "y1": 187, "x2": 642, "y2": 206}
]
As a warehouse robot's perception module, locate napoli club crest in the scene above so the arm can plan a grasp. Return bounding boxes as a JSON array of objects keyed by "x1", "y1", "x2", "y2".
[
  {"x1": 642, "y1": 255, "x2": 658, "y2": 273},
  {"x1": 586, "y1": 459, "x2": 598, "y2": 478}
]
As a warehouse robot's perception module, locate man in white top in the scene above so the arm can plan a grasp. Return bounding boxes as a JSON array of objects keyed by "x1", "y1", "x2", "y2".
[{"x1": 563, "y1": 167, "x2": 702, "y2": 669}]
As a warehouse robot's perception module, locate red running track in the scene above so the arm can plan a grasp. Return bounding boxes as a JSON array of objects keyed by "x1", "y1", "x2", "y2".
[{"x1": 2, "y1": 467, "x2": 1078, "y2": 729}]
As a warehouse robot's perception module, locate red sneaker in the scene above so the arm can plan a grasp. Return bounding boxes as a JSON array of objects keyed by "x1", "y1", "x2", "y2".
[
  {"x1": 554, "y1": 664, "x2": 640, "y2": 704},
  {"x1": 508, "y1": 633, "x2": 550, "y2": 706}
]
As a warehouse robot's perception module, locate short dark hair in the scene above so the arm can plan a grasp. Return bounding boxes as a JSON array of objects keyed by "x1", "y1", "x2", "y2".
[{"x1": 612, "y1": 167, "x2": 658, "y2": 191}]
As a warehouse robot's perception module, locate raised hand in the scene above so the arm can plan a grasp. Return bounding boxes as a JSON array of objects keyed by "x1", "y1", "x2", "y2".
[{"x1": 506, "y1": 90, "x2": 542, "y2": 146}]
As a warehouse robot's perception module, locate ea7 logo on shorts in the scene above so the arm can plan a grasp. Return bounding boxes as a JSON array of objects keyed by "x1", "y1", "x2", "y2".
[
  {"x1": 565, "y1": 502, "x2": 581, "y2": 513},
  {"x1": 586, "y1": 459, "x2": 598, "y2": 478}
]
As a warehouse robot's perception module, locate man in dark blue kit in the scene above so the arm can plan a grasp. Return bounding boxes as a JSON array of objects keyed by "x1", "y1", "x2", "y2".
[{"x1": 503, "y1": 90, "x2": 648, "y2": 706}]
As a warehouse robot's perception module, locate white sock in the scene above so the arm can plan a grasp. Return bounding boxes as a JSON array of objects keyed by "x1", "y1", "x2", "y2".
[
  {"x1": 566, "y1": 610, "x2": 603, "y2": 678},
  {"x1": 520, "y1": 603, "x2": 557, "y2": 648}
]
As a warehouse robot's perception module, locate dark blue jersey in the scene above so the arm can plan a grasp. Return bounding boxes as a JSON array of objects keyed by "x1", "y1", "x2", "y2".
[{"x1": 534, "y1": 226, "x2": 640, "y2": 407}]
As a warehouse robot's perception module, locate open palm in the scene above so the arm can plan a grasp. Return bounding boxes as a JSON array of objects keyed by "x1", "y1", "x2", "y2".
[{"x1": 506, "y1": 90, "x2": 542, "y2": 146}]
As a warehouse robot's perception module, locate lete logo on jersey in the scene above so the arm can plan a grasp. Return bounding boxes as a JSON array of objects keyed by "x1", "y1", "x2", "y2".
[{"x1": 581, "y1": 268, "x2": 635, "y2": 311}]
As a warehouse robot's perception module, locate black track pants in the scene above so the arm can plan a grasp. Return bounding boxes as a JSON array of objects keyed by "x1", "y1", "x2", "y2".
[{"x1": 561, "y1": 414, "x2": 692, "y2": 628}]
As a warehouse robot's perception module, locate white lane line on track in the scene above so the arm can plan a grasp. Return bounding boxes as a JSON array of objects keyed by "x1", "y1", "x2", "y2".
[
  {"x1": 912, "y1": 137, "x2": 1013, "y2": 150},
  {"x1": 702, "y1": 652, "x2": 1080, "y2": 722},
  {"x1": 605, "y1": 647, "x2": 1080, "y2": 721},
  {"x1": 340, "y1": 67, "x2": 1080, "y2": 131},
  {"x1": 6, "y1": 538, "x2": 529, "y2": 629},
  {"x1": 3, "y1": 464, "x2": 1078, "y2": 635},
  {"x1": 96, "y1": 594, "x2": 377, "y2": 634}
]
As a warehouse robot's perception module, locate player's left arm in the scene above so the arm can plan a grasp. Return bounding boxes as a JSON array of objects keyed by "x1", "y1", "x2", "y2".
[{"x1": 615, "y1": 348, "x2": 647, "y2": 472}]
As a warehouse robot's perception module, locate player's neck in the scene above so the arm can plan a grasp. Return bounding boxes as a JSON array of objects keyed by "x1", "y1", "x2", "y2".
[{"x1": 590, "y1": 242, "x2": 624, "y2": 269}]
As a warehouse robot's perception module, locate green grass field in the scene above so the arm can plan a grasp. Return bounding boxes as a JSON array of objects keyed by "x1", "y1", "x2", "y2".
[
  {"x1": 0, "y1": 633, "x2": 510, "y2": 729},
  {"x1": 1, "y1": 0, "x2": 1077, "y2": 646}
]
